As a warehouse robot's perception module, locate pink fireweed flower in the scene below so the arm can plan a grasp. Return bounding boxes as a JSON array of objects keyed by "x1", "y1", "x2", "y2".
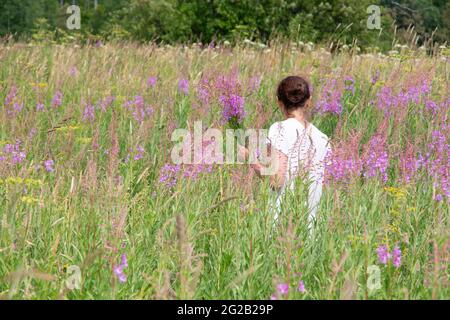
[
  {"x1": 297, "y1": 280, "x2": 306, "y2": 293},
  {"x1": 113, "y1": 254, "x2": 128, "y2": 283},
  {"x1": 324, "y1": 134, "x2": 363, "y2": 185},
  {"x1": 363, "y1": 133, "x2": 389, "y2": 182},
  {"x1": 4, "y1": 85, "x2": 17, "y2": 106},
  {"x1": 133, "y1": 146, "x2": 144, "y2": 161},
  {"x1": 178, "y1": 79, "x2": 189, "y2": 95},
  {"x1": 113, "y1": 265, "x2": 126, "y2": 283},
  {"x1": 248, "y1": 75, "x2": 262, "y2": 93},
  {"x1": 98, "y1": 95, "x2": 115, "y2": 112},
  {"x1": 219, "y1": 94, "x2": 246, "y2": 124},
  {"x1": 1, "y1": 140, "x2": 26, "y2": 166},
  {"x1": 399, "y1": 144, "x2": 419, "y2": 183},
  {"x1": 196, "y1": 78, "x2": 211, "y2": 106},
  {"x1": 371, "y1": 69, "x2": 380, "y2": 85},
  {"x1": 28, "y1": 128, "x2": 37, "y2": 140},
  {"x1": 123, "y1": 96, "x2": 153, "y2": 123},
  {"x1": 158, "y1": 163, "x2": 181, "y2": 188},
  {"x1": 424, "y1": 99, "x2": 438, "y2": 115},
  {"x1": 69, "y1": 66, "x2": 78, "y2": 77},
  {"x1": 315, "y1": 79, "x2": 342, "y2": 115},
  {"x1": 376, "y1": 245, "x2": 391, "y2": 265},
  {"x1": 51, "y1": 90, "x2": 63, "y2": 108},
  {"x1": 421, "y1": 125, "x2": 450, "y2": 202},
  {"x1": 214, "y1": 69, "x2": 241, "y2": 96},
  {"x1": 407, "y1": 86, "x2": 420, "y2": 105},
  {"x1": 36, "y1": 102, "x2": 45, "y2": 112},
  {"x1": 276, "y1": 283, "x2": 289, "y2": 295},
  {"x1": 44, "y1": 159, "x2": 54, "y2": 172},
  {"x1": 270, "y1": 294, "x2": 277, "y2": 300},
  {"x1": 147, "y1": 76, "x2": 157, "y2": 88},
  {"x1": 344, "y1": 76, "x2": 355, "y2": 95},
  {"x1": 376, "y1": 86, "x2": 394, "y2": 115},
  {"x1": 82, "y1": 103, "x2": 95, "y2": 122},
  {"x1": 120, "y1": 253, "x2": 128, "y2": 268},
  {"x1": 11, "y1": 102, "x2": 24, "y2": 116},
  {"x1": 392, "y1": 245, "x2": 402, "y2": 268}
]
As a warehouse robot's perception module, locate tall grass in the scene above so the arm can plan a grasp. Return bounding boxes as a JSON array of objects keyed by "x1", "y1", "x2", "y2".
[{"x1": 0, "y1": 42, "x2": 448, "y2": 299}]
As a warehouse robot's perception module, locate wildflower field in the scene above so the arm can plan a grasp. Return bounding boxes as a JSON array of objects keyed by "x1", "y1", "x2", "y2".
[{"x1": 0, "y1": 42, "x2": 448, "y2": 300}]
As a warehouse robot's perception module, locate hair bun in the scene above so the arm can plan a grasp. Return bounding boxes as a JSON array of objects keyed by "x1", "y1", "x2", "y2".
[
  {"x1": 276, "y1": 76, "x2": 311, "y2": 109},
  {"x1": 287, "y1": 85, "x2": 307, "y2": 104}
]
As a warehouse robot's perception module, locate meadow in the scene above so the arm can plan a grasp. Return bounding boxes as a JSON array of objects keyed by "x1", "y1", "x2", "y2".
[{"x1": 0, "y1": 42, "x2": 448, "y2": 299}]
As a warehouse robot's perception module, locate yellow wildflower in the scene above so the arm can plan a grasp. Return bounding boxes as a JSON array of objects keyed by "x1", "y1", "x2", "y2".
[
  {"x1": 24, "y1": 178, "x2": 43, "y2": 186},
  {"x1": 76, "y1": 137, "x2": 92, "y2": 144},
  {"x1": 21, "y1": 196, "x2": 39, "y2": 204},
  {"x1": 5, "y1": 177, "x2": 24, "y2": 184}
]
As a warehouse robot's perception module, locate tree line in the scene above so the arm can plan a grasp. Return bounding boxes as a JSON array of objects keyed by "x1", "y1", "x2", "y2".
[{"x1": 0, "y1": 0, "x2": 448, "y2": 50}]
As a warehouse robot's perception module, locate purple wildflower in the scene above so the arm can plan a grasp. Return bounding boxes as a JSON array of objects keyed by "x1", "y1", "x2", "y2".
[
  {"x1": 398, "y1": 142, "x2": 422, "y2": 184},
  {"x1": 392, "y1": 245, "x2": 402, "y2": 268},
  {"x1": 12, "y1": 102, "x2": 23, "y2": 115},
  {"x1": 1, "y1": 140, "x2": 26, "y2": 166},
  {"x1": 214, "y1": 69, "x2": 240, "y2": 96},
  {"x1": 371, "y1": 69, "x2": 380, "y2": 85},
  {"x1": 425, "y1": 99, "x2": 438, "y2": 115},
  {"x1": 44, "y1": 159, "x2": 54, "y2": 172},
  {"x1": 13, "y1": 151, "x2": 26, "y2": 164},
  {"x1": 113, "y1": 266, "x2": 127, "y2": 283},
  {"x1": 124, "y1": 96, "x2": 153, "y2": 123},
  {"x1": 324, "y1": 136, "x2": 363, "y2": 185},
  {"x1": 376, "y1": 244, "x2": 391, "y2": 265},
  {"x1": 98, "y1": 95, "x2": 115, "y2": 112},
  {"x1": 178, "y1": 79, "x2": 189, "y2": 95},
  {"x1": 421, "y1": 126, "x2": 449, "y2": 202},
  {"x1": 133, "y1": 146, "x2": 144, "y2": 161},
  {"x1": 196, "y1": 77, "x2": 212, "y2": 106},
  {"x1": 297, "y1": 280, "x2": 306, "y2": 293},
  {"x1": 344, "y1": 76, "x2": 355, "y2": 95},
  {"x1": 4, "y1": 86, "x2": 17, "y2": 106},
  {"x1": 276, "y1": 283, "x2": 289, "y2": 295},
  {"x1": 316, "y1": 79, "x2": 342, "y2": 114},
  {"x1": 376, "y1": 86, "x2": 394, "y2": 114},
  {"x1": 51, "y1": 90, "x2": 63, "y2": 108},
  {"x1": 147, "y1": 76, "x2": 157, "y2": 88},
  {"x1": 219, "y1": 94, "x2": 246, "y2": 124},
  {"x1": 69, "y1": 66, "x2": 78, "y2": 77},
  {"x1": 113, "y1": 253, "x2": 128, "y2": 283},
  {"x1": 36, "y1": 102, "x2": 45, "y2": 112},
  {"x1": 363, "y1": 134, "x2": 389, "y2": 182},
  {"x1": 82, "y1": 103, "x2": 95, "y2": 122},
  {"x1": 120, "y1": 253, "x2": 128, "y2": 268},
  {"x1": 158, "y1": 163, "x2": 181, "y2": 188},
  {"x1": 248, "y1": 75, "x2": 262, "y2": 93}
]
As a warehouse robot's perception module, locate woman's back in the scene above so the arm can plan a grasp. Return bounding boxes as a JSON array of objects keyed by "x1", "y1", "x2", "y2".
[{"x1": 267, "y1": 117, "x2": 331, "y2": 226}]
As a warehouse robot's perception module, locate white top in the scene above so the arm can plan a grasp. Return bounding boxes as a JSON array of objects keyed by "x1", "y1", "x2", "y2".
[{"x1": 267, "y1": 118, "x2": 331, "y2": 228}]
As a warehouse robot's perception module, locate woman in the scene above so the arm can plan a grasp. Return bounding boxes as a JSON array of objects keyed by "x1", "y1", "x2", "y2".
[{"x1": 239, "y1": 76, "x2": 331, "y2": 233}]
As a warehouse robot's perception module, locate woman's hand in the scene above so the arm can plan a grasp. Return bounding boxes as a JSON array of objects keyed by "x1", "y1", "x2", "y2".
[{"x1": 237, "y1": 144, "x2": 249, "y2": 163}]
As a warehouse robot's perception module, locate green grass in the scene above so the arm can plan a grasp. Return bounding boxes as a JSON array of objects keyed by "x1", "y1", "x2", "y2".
[{"x1": 0, "y1": 43, "x2": 448, "y2": 300}]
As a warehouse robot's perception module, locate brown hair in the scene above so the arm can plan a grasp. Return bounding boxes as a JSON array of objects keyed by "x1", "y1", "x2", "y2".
[{"x1": 276, "y1": 76, "x2": 311, "y2": 110}]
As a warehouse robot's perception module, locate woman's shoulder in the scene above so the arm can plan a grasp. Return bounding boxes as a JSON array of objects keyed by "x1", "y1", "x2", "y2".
[
  {"x1": 270, "y1": 118, "x2": 305, "y2": 131},
  {"x1": 309, "y1": 123, "x2": 329, "y2": 141}
]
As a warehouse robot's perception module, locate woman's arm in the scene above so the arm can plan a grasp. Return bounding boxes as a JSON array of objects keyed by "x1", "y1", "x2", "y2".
[{"x1": 238, "y1": 144, "x2": 288, "y2": 191}]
